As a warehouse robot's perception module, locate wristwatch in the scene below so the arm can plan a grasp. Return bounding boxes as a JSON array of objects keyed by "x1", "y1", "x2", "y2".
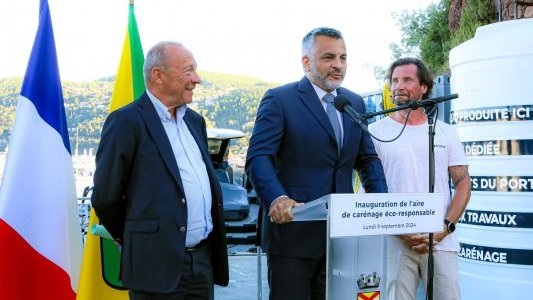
[{"x1": 444, "y1": 219, "x2": 456, "y2": 234}]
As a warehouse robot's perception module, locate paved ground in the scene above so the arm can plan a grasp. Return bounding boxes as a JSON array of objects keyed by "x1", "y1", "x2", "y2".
[
  {"x1": 215, "y1": 253, "x2": 269, "y2": 300},
  {"x1": 215, "y1": 253, "x2": 426, "y2": 300},
  {"x1": 217, "y1": 202, "x2": 427, "y2": 299}
]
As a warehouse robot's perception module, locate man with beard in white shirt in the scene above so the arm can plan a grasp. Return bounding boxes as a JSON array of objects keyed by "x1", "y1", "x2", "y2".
[{"x1": 368, "y1": 57, "x2": 471, "y2": 300}]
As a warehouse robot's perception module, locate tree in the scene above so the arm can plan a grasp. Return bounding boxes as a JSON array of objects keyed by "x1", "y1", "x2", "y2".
[
  {"x1": 390, "y1": 8, "x2": 431, "y2": 59},
  {"x1": 379, "y1": 0, "x2": 495, "y2": 78},
  {"x1": 420, "y1": 0, "x2": 452, "y2": 75},
  {"x1": 450, "y1": 0, "x2": 495, "y2": 48},
  {"x1": 389, "y1": 0, "x2": 451, "y2": 75}
]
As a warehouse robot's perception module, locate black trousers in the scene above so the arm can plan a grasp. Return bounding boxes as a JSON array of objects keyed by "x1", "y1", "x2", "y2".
[
  {"x1": 267, "y1": 254, "x2": 326, "y2": 300},
  {"x1": 129, "y1": 241, "x2": 214, "y2": 300}
]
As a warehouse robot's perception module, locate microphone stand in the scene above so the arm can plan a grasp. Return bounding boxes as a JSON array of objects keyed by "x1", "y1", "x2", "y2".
[
  {"x1": 356, "y1": 93, "x2": 458, "y2": 300},
  {"x1": 426, "y1": 105, "x2": 437, "y2": 300}
]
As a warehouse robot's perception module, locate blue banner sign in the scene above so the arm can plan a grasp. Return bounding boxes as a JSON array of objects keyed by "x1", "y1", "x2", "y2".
[
  {"x1": 470, "y1": 176, "x2": 533, "y2": 192},
  {"x1": 460, "y1": 210, "x2": 533, "y2": 228},
  {"x1": 451, "y1": 104, "x2": 533, "y2": 124},
  {"x1": 460, "y1": 243, "x2": 533, "y2": 266},
  {"x1": 463, "y1": 139, "x2": 533, "y2": 156}
]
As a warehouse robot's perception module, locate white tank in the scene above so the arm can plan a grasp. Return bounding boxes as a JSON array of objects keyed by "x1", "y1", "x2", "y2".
[{"x1": 449, "y1": 18, "x2": 533, "y2": 299}]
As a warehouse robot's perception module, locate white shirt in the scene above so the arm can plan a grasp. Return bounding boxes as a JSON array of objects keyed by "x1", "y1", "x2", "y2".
[
  {"x1": 147, "y1": 90, "x2": 213, "y2": 247},
  {"x1": 369, "y1": 117, "x2": 468, "y2": 251}
]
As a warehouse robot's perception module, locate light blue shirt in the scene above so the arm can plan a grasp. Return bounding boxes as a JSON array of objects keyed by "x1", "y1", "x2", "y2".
[{"x1": 147, "y1": 90, "x2": 213, "y2": 247}]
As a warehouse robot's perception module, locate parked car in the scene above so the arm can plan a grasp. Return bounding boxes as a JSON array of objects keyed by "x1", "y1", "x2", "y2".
[{"x1": 206, "y1": 128, "x2": 250, "y2": 221}]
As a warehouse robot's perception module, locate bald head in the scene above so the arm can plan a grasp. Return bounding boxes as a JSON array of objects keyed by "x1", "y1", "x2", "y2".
[{"x1": 143, "y1": 41, "x2": 184, "y2": 84}]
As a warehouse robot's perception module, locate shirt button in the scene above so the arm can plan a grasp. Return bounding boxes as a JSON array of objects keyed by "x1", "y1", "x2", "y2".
[
  {"x1": 181, "y1": 198, "x2": 186, "y2": 204},
  {"x1": 179, "y1": 226, "x2": 186, "y2": 233}
]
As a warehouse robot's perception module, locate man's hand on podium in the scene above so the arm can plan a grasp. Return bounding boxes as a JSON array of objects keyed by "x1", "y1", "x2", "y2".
[{"x1": 269, "y1": 196, "x2": 303, "y2": 224}]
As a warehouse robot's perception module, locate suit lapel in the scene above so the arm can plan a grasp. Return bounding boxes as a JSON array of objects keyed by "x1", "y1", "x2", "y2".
[
  {"x1": 137, "y1": 94, "x2": 185, "y2": 192},
  {"x1": 184, "y1": 112, "x2": 222, "y2": 202},
  {"x1": 297, "y1": 77, "x2": 337, "y2": 143}
]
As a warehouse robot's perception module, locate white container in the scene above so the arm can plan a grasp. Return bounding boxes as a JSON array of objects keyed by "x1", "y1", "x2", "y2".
[{"x1": 449, "y1": 18, "x2": 533, "y2": 299}]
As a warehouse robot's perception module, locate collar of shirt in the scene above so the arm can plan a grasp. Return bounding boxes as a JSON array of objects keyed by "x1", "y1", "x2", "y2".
[
  {"x1": 309, "y1": 82, "x2": 338, "y2": 109},
  {"x1": 146, "y1": 89, "x2": 188, "y2": 124}
]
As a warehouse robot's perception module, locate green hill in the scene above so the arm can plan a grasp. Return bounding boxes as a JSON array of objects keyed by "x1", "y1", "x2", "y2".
[{"x1": 0, "y1": 72, "x2": 279, "y2": 155}]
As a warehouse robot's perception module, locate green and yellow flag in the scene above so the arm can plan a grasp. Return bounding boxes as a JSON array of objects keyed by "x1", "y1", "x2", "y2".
[
  {"x1": 108, "y1": 2, "x2": 145, "y2": 112},
  {"x1": 76, "y1": 2, "x2": 145, "y2": 299}
]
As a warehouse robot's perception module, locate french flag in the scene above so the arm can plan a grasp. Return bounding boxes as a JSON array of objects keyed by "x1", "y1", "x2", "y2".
[{"x1": 0, "y1": 0, "x2": 82, "y2": 299}]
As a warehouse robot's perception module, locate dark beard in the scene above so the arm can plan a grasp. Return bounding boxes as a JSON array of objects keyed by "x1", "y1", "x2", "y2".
[{"x1": 393, "y1": 98, "x2": 414, "y2": 106}]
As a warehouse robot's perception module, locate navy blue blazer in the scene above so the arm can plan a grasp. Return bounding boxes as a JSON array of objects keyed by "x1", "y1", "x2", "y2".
[
  {"x1": 91, "y1": 93, "x2": 229, "y2": 292},
  {"x1": 246, "y1": 77, "x2": 387, "y2": 258}
]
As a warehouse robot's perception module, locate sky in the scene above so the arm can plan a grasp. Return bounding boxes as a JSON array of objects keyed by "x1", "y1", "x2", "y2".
[{"x1": 0, "y1": 0, "x2": 436, "y2": 93}]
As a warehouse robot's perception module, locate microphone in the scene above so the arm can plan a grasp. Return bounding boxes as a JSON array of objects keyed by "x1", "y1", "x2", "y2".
[
  {"x1": 333, "y1": 94, "x2": 370, "y2": 134},
  {"x1": 416, "y1": 93, "x2": 458, "y2": 108},
  {"x1": 349, "y1": 93, "x2": 459, "y2": 121}
]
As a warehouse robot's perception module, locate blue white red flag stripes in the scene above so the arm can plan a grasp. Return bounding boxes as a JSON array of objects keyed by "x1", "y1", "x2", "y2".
[{"x1": 0, "y1": 0, "x2": 82, "y2": 299}]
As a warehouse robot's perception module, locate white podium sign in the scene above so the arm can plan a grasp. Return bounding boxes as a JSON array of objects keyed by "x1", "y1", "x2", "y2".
[
  {"x1": 291, "y1": 193, "x2": 444, "y2": 299},
  {"x1": 329, "y1": 193, "x2": 444, "y2": 238}
]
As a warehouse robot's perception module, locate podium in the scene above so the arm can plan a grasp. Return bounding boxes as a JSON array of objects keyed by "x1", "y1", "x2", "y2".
[{"x1": 292, "y1": 193, "x2": 444, "y2": 299}]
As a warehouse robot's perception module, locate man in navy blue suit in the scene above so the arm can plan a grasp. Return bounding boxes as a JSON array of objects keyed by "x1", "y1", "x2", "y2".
[
  {"x1": 246, "y1": 27, "x2": 388, "y2": 300},
  {"x1": 92, "y1": 41, "x2": 228, "y2": 300}
]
